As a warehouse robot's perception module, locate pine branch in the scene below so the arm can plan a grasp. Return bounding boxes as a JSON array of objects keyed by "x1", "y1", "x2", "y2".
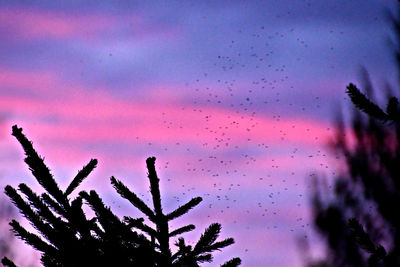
[
  {"x1": 80, "y1": 190, "x2": 150, "y2": 242},
  {"x1": 79, "y1": 190, "x2": 119, "y2": 232},
  {"x1": 9, "y1": 220, "x2": 57, "y2": 255},
  {"x1": 65, "y1": 159, "x2": 97, "y2": 196},
  {"x1": 220, "y1": 257, "x2": 242, "y2": 267},
  {"x1": 193, "y1": 223, "x2": 221, "y2": 254},
  {"x1": 348, "y1": 217, "x2": 387, "y2": 264},
  {"x1": 124, "y1": 216, "x2": 157, "y2": 238},
  {"x1": 11, "y1": 125, "x2": 67, "y2": 206},
  {"x1": 69, "y1": 196, "x2": 92, "y2": 238},
  {"x1": 166, "y1": 197, "x2": 202, "y2": 221},
  {"x1": 88, "y1": 217, "x2": 104, "y2": 238},
  {"x1": 348, "y1": 218, "x2": 376, "y2": 253},
  {"x1": 5, "y1": 185, "x2": 36, "y2": 220},
  {"x1": 146, "y1": 157, "x2": 163, "y2": 216},
  {"x1": 18, "y1": 183, "x2": 66, "y2": 230},
  {"x1": 195, "y1": 253, "x2": 212, "y2": 263},
  {"x1": 5, "y1": 185, "x2": 54, "y2": 240},
  {"x1": 110, "y1": 176, "x2": 156, "y2": 222},
  {"x1": 145, "y1": 157, "x2": 172, "y2": 263},
  {"x1": 79, "y1": 190, "x2": 152, "y2": 256},
  {"x1": 172, "y1": 238, "x2": 192, "y2": 262},
  {"x1": 169, "y1": 224, "x2": 196, "y2": 237},
  {"x1": 14, "y1": 184, "x2": 79, "y2": 250},
  {"x1": 1, "y1": 257, "x2": 18, "y2": 267},
  {"x1": 41, "y1": 193, "x2": 67, "y2": 217},
  {"x1": 346, "y1": 84, "x2": 389, "y2": 121},
  {"x1": 70, "y1": 196, "x2": 84, "y2": 217},
  {"x1": 386, "y1": 96, "x2": 400, "y2": 121},
  {"x1": 207, "y1": 238, "x2": 235, "y2": 252},
  {"x1": 123, "y1": 216, "x2": 145, "y2": 224},
  {"x1": 348, "y1": 218, "x2": 387, "y2": 266}
]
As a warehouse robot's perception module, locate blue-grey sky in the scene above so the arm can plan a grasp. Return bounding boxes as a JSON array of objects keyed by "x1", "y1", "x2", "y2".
[{"x1": 0, "y1": 1, "x2": 397, "y2": 266}]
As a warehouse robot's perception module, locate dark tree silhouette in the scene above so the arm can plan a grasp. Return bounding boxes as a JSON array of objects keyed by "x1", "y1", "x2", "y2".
[
  {"x1": 305, "y1": 5, "x2": 400, "y2": 267},
  {"x1": 0, "y1": 196, "x2": 19, "y2": 266},
  {"x1": 1, "y1": 125, "x2": 240, "y2": 267}
]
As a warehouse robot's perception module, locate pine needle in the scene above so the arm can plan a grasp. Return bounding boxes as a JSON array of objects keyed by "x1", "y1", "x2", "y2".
[
  {"x1": 346, "y1": 83, "x2": 389, "y2": 121},
  {"x1": 220, "y1": 257, "x2": 242, "y2": 267},
  {"x1": 65, "y1": 159, "x2": 98, "y2": 196}
]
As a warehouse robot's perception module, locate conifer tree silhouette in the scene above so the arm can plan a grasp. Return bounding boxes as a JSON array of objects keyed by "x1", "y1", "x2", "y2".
[
  {"x1": 305, "y1": 5, "x2": 400, "y2": 267},
  {"x1": 1, "y1": 125, "x2": 240, "y2": 267},
  {"x1": 110, "y1": 156, "x2": 240, "y2": 267},
  {"x1": 2, "y1": 125, "x2": 155, "y2": 267},
  {"x1": 0, "y1": 197, "x2": 19, "y2": 267}
]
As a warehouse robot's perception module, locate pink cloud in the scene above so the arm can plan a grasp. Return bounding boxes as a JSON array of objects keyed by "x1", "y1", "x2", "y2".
[
  {"x1": 0, "y1": 68, "x2": 59, "y2": 93},
  {"x1": 0, "y1": 68, "x2": 340, "y2": 200},
  {"x1": 0, "y1": 8, "x2": 113, "y2": 39},
  {"x1": 0, "y1": 8, "x2": 178, "y2": 41},
  {"x1": 0, "y1": 92, "x2": 334, "y2": 145},
  {"x1": 0, "y1": 73, "x2": 338, "y2": 180},
  {"x1": 0, "y1": 69, "x2": 339, "y2": 150}
]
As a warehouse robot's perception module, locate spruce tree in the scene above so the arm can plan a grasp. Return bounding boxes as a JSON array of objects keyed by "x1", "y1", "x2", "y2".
[
  {"x1": 1, "y1": 125, "x2": 240, "y2": 267},
  {"x1": 306, "y1": 5, "x2": 400, "y2": 267}
]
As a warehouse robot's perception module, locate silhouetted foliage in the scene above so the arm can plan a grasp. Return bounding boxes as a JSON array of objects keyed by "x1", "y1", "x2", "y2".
[
  {"x1": 0, "y1": 197, "x2": 18, "y2": 266},
  {"x1": 305, "y1": 5, "x2": 400, "y2": 267},
  {"x1": 2, "y1": 125, "x2": 240, "y2": 267}
]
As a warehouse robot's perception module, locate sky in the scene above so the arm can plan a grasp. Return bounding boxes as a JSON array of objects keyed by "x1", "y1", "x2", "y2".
[{"x1": 0, "y1": 1, "x2": 398, "y2": 266}]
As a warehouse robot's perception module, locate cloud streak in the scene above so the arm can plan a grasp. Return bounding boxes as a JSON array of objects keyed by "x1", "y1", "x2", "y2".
[{"x1": 0, "y1": 7, "x2": 179, "y2": 42}]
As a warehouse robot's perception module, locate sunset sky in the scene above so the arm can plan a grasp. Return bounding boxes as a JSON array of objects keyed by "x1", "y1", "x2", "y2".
[{"x1": 0, "y1": 1, "x2": 397, "y2": 266}]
